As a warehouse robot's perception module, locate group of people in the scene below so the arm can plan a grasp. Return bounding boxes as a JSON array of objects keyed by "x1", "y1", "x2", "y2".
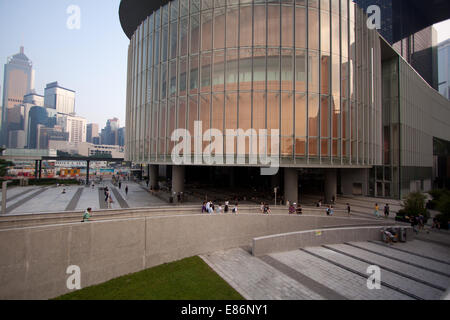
[
  {"x1": 410, "y1": 214, "x2": 426, "y2": 234},
  {"x1": 374, "y1": 203, "x2": 390, "y2": 218},
  {"x1": 288, "y1": 202, "x2": 302, "y2": 215},
  {"x1": 261, "y1": 203, "x2": 272, "y2": 214},
  {"x1": 202, "y1": 200, "x2": 238, "y2": 214}
]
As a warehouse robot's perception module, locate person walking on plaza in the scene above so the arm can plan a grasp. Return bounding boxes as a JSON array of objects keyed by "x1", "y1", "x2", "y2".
[
  {"x1": 119, "y1": 181, "x2": 122, "y2": 189},
  {"x1": 260, "y1": 202, "x2": 265, "y2": 214},
  {"x1": 347, "y1": 203, "x2": 351, "y2": 216},
  {"x1": 125, "y1": 185, "x2": 129, "y2": 196},
  {"x1": 410, "y1": 216, "x2": 419, "y2": 234},
  {"x1": 296, "y1": 204, "x2": 303, "y2": 215},
  {"x1": 232, "y1": 204, "x2": 238, "y2": 214},
  {"x1": 326, "y1": 205, "x2": 331, "y2": 216},
  {"x1": 81, "y1": 208, "x2": 92, "y2": 222},
  {"x1": 224, "y1": 200, "x2": 229, "y2": 213},
  {"x1": 374, "y1": 203, "x2": 380, "y2": 218},
  {"x1": 384, "y1": 204, "x2": 390, "y2": 219},
  {"x1": 107, "y1": 195, "x2": 114, "y2": 209},
  {"x1": 329, "y1": 206, "x2": 334, "y2": 216}
]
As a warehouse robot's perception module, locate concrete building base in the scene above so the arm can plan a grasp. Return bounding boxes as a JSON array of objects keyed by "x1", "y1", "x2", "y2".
[
  {"x1": 172, "y1": 166, "x2": 185, "y2": 193},
  {"x1": 324, "y1": 169, "x2": 337, "y2": 204},
  {"x1": 149, "y1": 165, "x2": 159, "y2": 189},
  {"x1": 284, "y1": 168, "x2": 298, "y2": 205}
]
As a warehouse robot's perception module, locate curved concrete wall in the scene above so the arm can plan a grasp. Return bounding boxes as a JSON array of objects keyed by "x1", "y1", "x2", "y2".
[
  {"x1": 0, "y1": 213, "x2": 391, "y2": 300},
  {"x1": 252, "y1": 226, "x2": 414, "y2": 256}
]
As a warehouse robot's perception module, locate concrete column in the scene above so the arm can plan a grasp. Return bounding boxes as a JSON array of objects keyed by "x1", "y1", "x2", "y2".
[
  {"x1": 149, "y1": 165, "x2": 159, "y2": 189},
  {"x1": 284, "y1": 168, "x2": 298, "y2": 205},
  {"x1": 172, "y1": 165, "x2": 185, "y2": 193},
  {"x1": 324, "y1": 169, "x2": 337, "y2": 204}
]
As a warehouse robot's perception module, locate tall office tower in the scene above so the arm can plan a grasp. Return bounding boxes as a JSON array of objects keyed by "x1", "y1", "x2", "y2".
[
  {"x1": 392, "y1": 26, "x2": 439, "y2": 89},
  {"x1": 118, "y1": 127, "x2": 125, "y2": 147},
  {"x1": 57, "y1": 114, "x2": 87, "y2": 143},
  {"x1": 86, "y1": 123, "x2": 99, "y2": 143},
  {"x1": 1, "y1": 47, "x2": 35, "y2": 146},
  {"x1": 44, "y1": 82, "x2": 76, "y2": 115},
  {"x1": 101, "y1": 118, "x2": 120, "y2": 145},
  {"x1": 438, "y1": 39, "x2": 450, "y2": 100},
  {"x1": 27, "y1": 106, "x2": 58, "y2": 149}
]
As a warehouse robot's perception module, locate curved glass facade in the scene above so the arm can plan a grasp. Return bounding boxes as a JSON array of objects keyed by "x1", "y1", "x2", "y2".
[{"x1": 125, "y1": 0, "x2": 382, "y2": 167}]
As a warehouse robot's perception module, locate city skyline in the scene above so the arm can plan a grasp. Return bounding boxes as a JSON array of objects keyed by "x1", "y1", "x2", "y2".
[{"x1": 0, "y1": 0, "x2": 129, "y2": 127}]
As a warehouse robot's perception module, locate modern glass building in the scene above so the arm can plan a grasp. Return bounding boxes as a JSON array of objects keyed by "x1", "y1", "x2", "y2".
[{"x1": 120, "y1": 0, "x2": 450, "y2": 201}]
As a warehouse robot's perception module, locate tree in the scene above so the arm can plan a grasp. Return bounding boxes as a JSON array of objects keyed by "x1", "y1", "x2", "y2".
[
  {"x1": 0, "y1": 148, "x2": 14, "y2": 177},
  {"x1": 398, "y1": 192, "x2": 429, "y2": 221}
]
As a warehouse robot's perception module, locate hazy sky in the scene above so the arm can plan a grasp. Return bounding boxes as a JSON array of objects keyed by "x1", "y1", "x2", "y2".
[
  {"x1": 0, "y1": 1, "x2": 449, "y2": 130},
  {"x1": 0, "y1": 0, "x2": 129, "y2": 128}
]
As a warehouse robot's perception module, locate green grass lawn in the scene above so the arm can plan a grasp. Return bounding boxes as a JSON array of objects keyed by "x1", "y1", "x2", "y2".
[{"x1": 54, "y1": 256, "x2": 244, "y2": 300}]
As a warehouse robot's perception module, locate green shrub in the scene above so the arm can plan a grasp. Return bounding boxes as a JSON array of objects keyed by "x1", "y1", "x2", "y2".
[
  {"x1": 428, "y1": 189, "x2": 450, "y2": 210},
  {"x1": 397, "y1": 192, "x2": 430, "y2": 222}
]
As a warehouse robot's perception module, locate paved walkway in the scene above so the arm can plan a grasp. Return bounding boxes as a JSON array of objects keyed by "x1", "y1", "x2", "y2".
[
  {"x1": 201, "y1": 239, "x2": 450, "y2": 300},
  {"x1": 2, "y1": 181, "x2": 166, "y2": 215}
]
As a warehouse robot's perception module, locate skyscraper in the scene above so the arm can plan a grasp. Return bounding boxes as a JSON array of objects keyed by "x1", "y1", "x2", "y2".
[
  {"x1": 438, "y1": 39, "x2": 450, "y2": 100},
  {"x1": 1, "y1": 47, "x2": 35, "y2": 146},
  {"x1": 56, "y1": 114, "x2": 87, "y2": 143},
  {"x1": 392, "y1": 26, "x2": 439, "y2": 90},
  {"x1": 101, "y1": 118, "x2": 120, "y2": 146},
  {"x1": 44, "y1": 82, "x2": 75, "y2": 115},
  {"x1": 86, "y1": 123, "x2": 99, "y2": 143}
]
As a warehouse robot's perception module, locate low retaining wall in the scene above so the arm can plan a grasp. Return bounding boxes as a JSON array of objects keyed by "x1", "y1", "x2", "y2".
[
  {"x1": 0, "y1": 205, "x2": 351, "y2": 230},
  {"x1": 0, "y1": 213, "x2": 392, "y2": 300},
  {"x1": 252, "y1": 226, "x2": 415, "y2": 256}
]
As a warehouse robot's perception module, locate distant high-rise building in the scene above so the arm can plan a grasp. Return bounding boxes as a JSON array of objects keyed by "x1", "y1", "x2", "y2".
[
  {"x1": 37, "y1": 125, "x2": 68, "y2": 149},
  {"x1": 23, "y1": 90, "x2": 44, "y2": 106},
  {"x1": 1, "y1": 47, "x2": 35, "y2": 146},
  {"x1": 27, "y1": 106, "x2": 57, "y2": 149},
  {"x1": 438, "y1": 39, "x2": 450, "y2": 100},
  {"x1": 118, "y1": 127, "x2": 125, "y2": 147},
  {"x1": 56, "y1": 114, "x2": 86, "y2": 144},
  {"x1": 392, "y1": 26, "x2": 439, "y2": 89},
  {"x1": 86, "y1": 123, "x2": 99, "y2": 143},
  {"x1": 44, "y1": 82, "x2": 75, "y2": 115},
  {"x1": 101, "y1": 118, "x2": 120, "y2": 146}
]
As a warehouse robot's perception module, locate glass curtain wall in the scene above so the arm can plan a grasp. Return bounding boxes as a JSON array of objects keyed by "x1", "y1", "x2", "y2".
[{"x1": 125, "y1": 0, "x2": 382, "y2": 166}]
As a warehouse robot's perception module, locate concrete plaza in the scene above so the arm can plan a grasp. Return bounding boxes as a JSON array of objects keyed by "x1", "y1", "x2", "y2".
[{"x1": 0, "y1": 181, "x2": 168, "y2": 215}]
